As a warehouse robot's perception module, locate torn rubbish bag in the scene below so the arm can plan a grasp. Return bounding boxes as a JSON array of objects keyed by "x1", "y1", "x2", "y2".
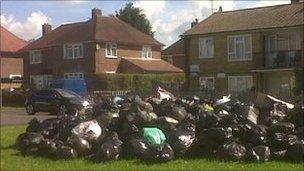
[
  {"x1": 71, "y1": 120, "x2": 102, "y2": 142},
  {"x1": 156, "y1": 86, "x2": 174, "y2": 101},
  {"x1": 143, "y1": 128, "x2": 166, "y2": 146}
]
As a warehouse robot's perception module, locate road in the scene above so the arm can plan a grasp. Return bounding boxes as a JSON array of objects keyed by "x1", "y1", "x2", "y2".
[{"x1": 1, "y1": 108, "x2": 56, "y2": 126}]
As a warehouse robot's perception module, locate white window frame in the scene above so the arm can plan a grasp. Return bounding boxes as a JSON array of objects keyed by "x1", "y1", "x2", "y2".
[
  {"x1": 227, "y1": 34, "x2": 252, "y2": 61},
  {"x1": 105, "y1": 42, "x2": 118, "y2": 58},
  {"x1": 9, "y1": 74, "x2": 22, "y2": 79},
  {"x1": 199, "y1": 77, "x2": 215, "y2": 90},
  {"x1": 105, "y1": 71, "x2": 116, "y2": 74},
  {"x1": 30, "y1": 50, "x2": 42, "y2": 64},
  {"x1": 199, "y1": 37, "x2": 214, "y2": 59},
  {"x1": 63, "y1": 43, "x2": 83, "y2": 59},
  {"x1": 64, "y1": 72, "x2": 84, "y2": 79},
  {"x1": 228, "y1": 75, "x2": 253, "y2": 94},
  {"x1": 142, "y1": 45, "x2": 152, "y2": 59}
]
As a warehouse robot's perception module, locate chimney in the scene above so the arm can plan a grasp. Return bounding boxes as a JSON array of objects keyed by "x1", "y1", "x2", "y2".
[
  {"x1": 92, "y1": 8, "x2": 102, "y2": 20},
  {"x1": 218, "y1": 6, "x2": 223, "y2": 13},
  {"x1": 42, "y1": 23, "x2": 52, "y2": 36},
  {"x1": 191, "y1": 18, "x2": 198, "y2": 28}
]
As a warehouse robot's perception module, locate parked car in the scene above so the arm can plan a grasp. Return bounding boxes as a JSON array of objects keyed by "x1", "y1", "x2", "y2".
[
  {"x1": 25, "y1": 89, "x2": 91, "y2": 115},
  {"x1": 49, "y1": 79, "x2": 87, "y2": 96}
]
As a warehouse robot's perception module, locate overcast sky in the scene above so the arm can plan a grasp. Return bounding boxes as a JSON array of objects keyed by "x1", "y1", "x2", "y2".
[{"x1": 1, "y1": 0, "x2": 291, "y2": 47}]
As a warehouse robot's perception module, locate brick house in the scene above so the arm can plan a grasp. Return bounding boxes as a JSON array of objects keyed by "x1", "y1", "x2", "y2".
[
  {"x1": 1, "y1": 26, "x2": 28, "y2": 89},
  {"x1": 20, "y1": 8, "x2": 182, "y2": 90},
  {"x1": 161, "y1": 39, "x2": 186, "y2": 71},
  {"x1": 183, "y1": 1, "x2": 303, "y2": 101}
]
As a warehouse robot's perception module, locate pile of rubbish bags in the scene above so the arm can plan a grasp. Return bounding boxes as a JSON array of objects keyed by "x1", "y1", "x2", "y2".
[{"x1": 16, "y1": 89, "x2": 304, "y2": 162}]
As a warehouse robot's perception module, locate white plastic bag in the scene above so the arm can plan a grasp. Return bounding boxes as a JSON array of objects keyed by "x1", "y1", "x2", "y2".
[{"x1": 71, "y1": 120, "x2": 102, "y2": 141}]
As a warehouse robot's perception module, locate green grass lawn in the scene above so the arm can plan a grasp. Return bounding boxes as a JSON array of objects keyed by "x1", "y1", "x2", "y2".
[
  {"x1": 1, "y1": 126, "x2": 303, "y2": 170},
  {"x1": 1, "y1": 106, "x2": 24, "y2": 111}
]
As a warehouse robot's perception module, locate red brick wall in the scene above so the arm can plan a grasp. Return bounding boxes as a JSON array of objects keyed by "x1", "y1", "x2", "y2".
[
  {"x1": 95, "y1": 42, "x2": 161, "y2": 73},
  {"x1": 1, "y1": 56, "x2": 23, "y2": 78}
]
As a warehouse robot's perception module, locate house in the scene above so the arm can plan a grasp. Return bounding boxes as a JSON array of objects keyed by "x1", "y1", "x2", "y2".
[
  {"x1": 183, "y1": 1, "x2": 303, "y2": 101},
  {"x1": 0, "y1": 26, "x2": 28, "y2": 89},
  {"x1": 20, "y1": 8, "x2": 183, "y2": 90},
  {"x1": 161, "y1": 38, "x2": 186, "y2": 71}
]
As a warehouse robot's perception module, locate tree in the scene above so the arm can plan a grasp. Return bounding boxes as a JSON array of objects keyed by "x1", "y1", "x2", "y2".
[{"x1": 116, "y1": 2, "x2": 154, "y2": 37}]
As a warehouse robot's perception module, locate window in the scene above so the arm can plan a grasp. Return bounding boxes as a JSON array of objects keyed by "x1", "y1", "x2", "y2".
[
  {"x1": 166, "y1": 56, "x2": 173, "y2": 64},
  {"x1": 228, "y1": 76, "x2": 253, "y2": 94},
  {"x1": 64, "y1": 43, "x2": 83, "y2": 59},
  {"x1": 64, "y1": 72, "x2": 84, "y2": 79},
  {"x1": 30, "y1": 50, "x2": 42, "y2": 64},
  {"x1": 106, "y1": 43, "x2": 117, "y2": 58},
  {"x1": 199, "y1": 37, "x2": 214, "y2": 58},
  {"x1": 142, "y1": 45, "x2": 152, "y2": 59},
  {"x1": 199, "y1": 77, "x2": 215, "y2": 91},
  {"x1": 9, "y1": 74, "x2": 22, "y2": 79},
  {"x1": 266, "y1": 33, "x2": 301, "y2": 51},
  {"x1": 190, "y1": 65, "x2": 199, "y2": 72},
  {"x1": 227, "y1": 35, "x2": 252, "y2": 61}
]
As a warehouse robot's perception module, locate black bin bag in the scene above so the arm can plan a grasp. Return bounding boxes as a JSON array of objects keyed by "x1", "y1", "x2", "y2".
[
  {"x1": 247, "y1": 145, "x2": 271, "y2": 162},
  {"x1": 148, "y1": 143, "x2": 174, "y2": 162},
  {"x1": 67, "y1": 135, "x2": 92, "y2": 156},
  {"x1": 286, "y1": 141, "x2": 304, "y2": 162},
  {"x1": 95, "y1": 132, "x2": 123, "y2": 161},
  {"x1": 56, "y1": 145, "x2": 78, "y2": 159},
  {"x1": 217, "y1": 141, "x2": 247, "y2": 161},
  {"x1": 128, "y1": 138, "x2": 151, "y2": 159},
  {"x1": 169, "y1": 129, "x2": 195, "y2": 157}
]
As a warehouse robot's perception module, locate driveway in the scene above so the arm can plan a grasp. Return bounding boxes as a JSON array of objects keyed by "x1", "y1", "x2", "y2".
[{"x1": 1, "y1": 108, "x2": 56, "y2": 126}]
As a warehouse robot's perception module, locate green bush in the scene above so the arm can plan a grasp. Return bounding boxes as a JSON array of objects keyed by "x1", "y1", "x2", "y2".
[{"x1": 90, "y1": 73, "x2": 185, "y2": 94}]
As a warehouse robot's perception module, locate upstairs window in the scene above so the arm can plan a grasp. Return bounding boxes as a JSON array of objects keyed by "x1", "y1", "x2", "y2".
[
  {"x1": 199, "y1": 37, "x2": 214, "y2": 58},
  {"x1": 64, "y1": 43, "x2": 83, "y2": 59},
  {"x1": 142, "y1": 45, "x2": 152, "y2": 59},
  {"x1": 106, "y1": 43, "x2": 117, "y2": 58},
  {"x1": 30, "y1": 50, "x2": 42, "y2": 64},
  {"x1": 228, "y1": 34, "x2": 252, "y2": 61}
]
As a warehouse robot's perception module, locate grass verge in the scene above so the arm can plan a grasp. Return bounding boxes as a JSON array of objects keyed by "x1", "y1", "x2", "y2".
[{"x1": 1, "y1": 125, "x2": 303, "y2": 170}]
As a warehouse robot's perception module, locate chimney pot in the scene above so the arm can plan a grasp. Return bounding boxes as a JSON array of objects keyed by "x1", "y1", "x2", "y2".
[
  {"x1": 291, "y1": 0, "x2": 300, "y2": 3},
  {"x1": 191, "y1": 18, "x2": 198, "y2": 28},
  {"x1": 92, "y1": 8, "x2": 102, "y2": 20},
  {"x1": 218, "y1": 6, "x2": 223, "y2": 13},
  {"x1": 42, "y1": 23, "x2": 52, "y2": 36}
]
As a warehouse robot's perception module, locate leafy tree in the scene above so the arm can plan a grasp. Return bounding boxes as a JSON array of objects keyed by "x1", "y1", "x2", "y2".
[{"x1": 116, "y1": 2, "x2": 154, "y2": 36}]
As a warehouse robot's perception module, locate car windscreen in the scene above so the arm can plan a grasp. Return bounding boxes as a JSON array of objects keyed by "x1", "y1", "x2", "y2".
[{"x1": 56, "y1": 89, "x2": 81, "y2": 99}]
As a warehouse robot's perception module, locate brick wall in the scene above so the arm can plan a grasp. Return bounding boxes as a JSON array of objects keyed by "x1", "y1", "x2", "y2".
[
  {"x1": 187, "y1": 30, "x2": 263, "y2": 94},
  {"x1": 95, "y1": 42, "x2": 161, "y2": 73},
  {"x1": 1, "y1": 56, "x2": 23, "y2": 78}
]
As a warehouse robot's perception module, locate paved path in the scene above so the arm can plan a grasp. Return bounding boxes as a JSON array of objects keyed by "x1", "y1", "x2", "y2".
[{"x1": 1, "y1": 108, "x2": 56, "y2": 126}]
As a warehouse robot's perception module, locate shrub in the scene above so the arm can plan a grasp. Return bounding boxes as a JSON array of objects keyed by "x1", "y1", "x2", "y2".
[{"x1": 90, "y1": 73, "x2": 185, "y2": 95}]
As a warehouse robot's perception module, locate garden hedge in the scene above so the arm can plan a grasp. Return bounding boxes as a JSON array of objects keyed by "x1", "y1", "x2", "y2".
[{"x1": 89, "y1": 73, "x2": 185, "y2": 94}]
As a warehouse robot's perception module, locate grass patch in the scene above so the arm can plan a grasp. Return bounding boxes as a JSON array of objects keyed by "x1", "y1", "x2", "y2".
[
  {"x1": 1, "y1": 126, "x2": 303, "y2": 170},
  {"x1": 1, "y1": 106, "x2": 24, "y2": 111}
]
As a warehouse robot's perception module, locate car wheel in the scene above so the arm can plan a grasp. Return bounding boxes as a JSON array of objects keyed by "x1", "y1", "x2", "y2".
[
  {"x1": 26, "y1": 104, "x2": 35, "y2": 115},
  {"x1": 58, "y1": 105, "x2": 67, "y2": 116}
]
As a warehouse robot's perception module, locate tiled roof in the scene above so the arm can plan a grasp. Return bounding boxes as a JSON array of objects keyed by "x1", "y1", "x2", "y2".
[
  {"x1": 184, "y1": 2, "x2": 304, "y2": 36},
  {"x1": 162, "y1": 39, "x2": 185, "y2": 56},
  {"x1": 22, "y1": 16, "x2": 163, "y2": 51},
  {"x1": 119, "y1": 58, "x2": 184, "y2": 73},
  {"x1": 0, "y1": 26, "x2": 28, "y2": 52}
]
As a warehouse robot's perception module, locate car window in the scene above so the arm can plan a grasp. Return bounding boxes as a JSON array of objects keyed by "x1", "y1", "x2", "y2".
[
  {"x1": 56, "y1": 89, "x2": 81, "y2": 98},
  {"x1": 35, "y1": 90, "x2": 54, "y2": 97}
]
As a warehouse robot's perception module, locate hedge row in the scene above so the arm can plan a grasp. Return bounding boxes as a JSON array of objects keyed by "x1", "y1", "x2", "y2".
[{"x1": 89, "y1": 73, "x2": 185, "y2": 94}]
